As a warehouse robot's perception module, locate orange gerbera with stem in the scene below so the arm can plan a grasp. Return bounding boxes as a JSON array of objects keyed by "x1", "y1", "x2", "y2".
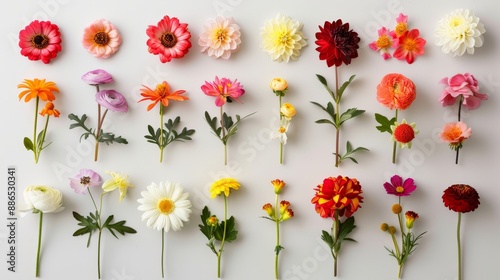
[
  {"x1": 18, "y1": 78, "x2": 60, "y2": 163},
  {"x1": 138, "y1": 81, "x2": 193, "y2": 162}
]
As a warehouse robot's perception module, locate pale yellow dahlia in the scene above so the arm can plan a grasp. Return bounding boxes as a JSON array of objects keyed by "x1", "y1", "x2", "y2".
[
  {"x1": 434, "y1": 9, "x2": 485, "y2": 56},
  {"x1": 261, "y1": 14, "x2": 307, "y2": 62}
]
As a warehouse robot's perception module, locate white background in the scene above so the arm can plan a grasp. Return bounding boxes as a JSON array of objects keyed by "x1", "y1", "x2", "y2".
[{"x1": 1, "y1": 0, "x2": 499, "y2": 280}]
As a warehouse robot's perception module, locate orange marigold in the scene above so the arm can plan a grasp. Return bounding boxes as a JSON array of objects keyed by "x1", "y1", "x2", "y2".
[{"x1": 311, "y1": 176, "x2": 363, "y2": 218}]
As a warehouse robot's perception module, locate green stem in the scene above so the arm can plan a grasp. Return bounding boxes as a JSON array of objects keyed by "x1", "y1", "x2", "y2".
[
  {"x1": 35, "y1": 211, "x2": 43, "y2": 277},
  {"x1": 398, "y1": 264, "x2": 403, "y2": 278},
  {"x1": 390, "y1": 232, "x2": 401, "y2": 261},
  {"x1": 398, "y1": 197, "x2": 404, "y2": 239},
  {"x1": 217, "y1": 196, "x2": 229, "y2": 278},
  {"x1": 279, "y1": 96, "x2": 283, "y2": 164},
  {"x1": 220, "y1": 106, "x2": 227, "y2": 165},
  {"x1": 334, "y1": 66, "x2": 340, "y2": 168},
  {"x1": 161, "y1": 230, "x2": 165, "y2": 278},
  {"x1": 457, "y1": 212, "x2": 462, "y2": 280},
  {"x1": 456, "y1": 97, "x2": 463, "y2": 164},
  {"x1": 97, "y1": 229, "x2": 102, "y2": 279},
  {"x1": 332, "y1": 211, "x2": 339, "y2": 276},
  {"x1": 275, "y1": 194, "x2": 280, "y2": 280},
  {"x1": 94, "y1": 108, "x2": 109, "y2": 161},
  {"x1": 159, "y1": 105, "x2": 164, "y2": 163},
  {"x1": 392, "y1": 109, "x2": 399, "y2": 164},
  {"x1": 33, "y1": 97, "x2": 40, "y2": 163},
  {"x1": 36, "y1": 115, "x2": 50, "y2": 163}
]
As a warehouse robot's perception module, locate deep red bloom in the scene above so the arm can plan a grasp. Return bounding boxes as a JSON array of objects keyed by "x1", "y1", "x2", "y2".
[
  {"x1": 311, "y1": 176, "x2": 363, "y2": 218},
  {"x1": 442, "y1": 184, "x2": 480, "y2": 213},
  {"x1": 315, "y1": 19, "x2": 360, "y2": 67},
  {"x1": 19, "y1": 20, "x2": 62, "y2": 64}
]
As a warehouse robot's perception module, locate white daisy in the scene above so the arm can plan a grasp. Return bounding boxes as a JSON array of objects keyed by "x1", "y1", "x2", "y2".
[
  {"x1": 270, "y1": 118, "x2": 291, "y2": 144},
  {"x1": 137, "y1": 181, "x2": 192, "y2": 232}
]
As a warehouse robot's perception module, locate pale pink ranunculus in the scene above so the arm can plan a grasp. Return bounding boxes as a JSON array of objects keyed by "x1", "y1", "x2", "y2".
[
  {"x1": 439, "y1": 73, "x2": 488, "y2": 110},
  {"x1": 95, "y1": 90, "x2": 128, "y2": 112},
  {"x1": 440, "y1": 122, "x2": 472, "y2": 145},
  {"x1": 82, "y1": 69, "x2": 113, "y2": 85}
]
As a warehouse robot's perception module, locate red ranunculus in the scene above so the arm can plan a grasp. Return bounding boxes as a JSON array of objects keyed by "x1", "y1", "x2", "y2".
[{"x1": 315, "y1": 19, "x2": 360, "y2": 68}]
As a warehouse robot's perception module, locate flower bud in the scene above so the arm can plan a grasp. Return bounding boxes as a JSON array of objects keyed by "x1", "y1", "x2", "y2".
[
  {"x1": 280, "y1": 103, "x2": 296, "y2": 120},
  {"x1": 271, "y1": 179, "x2": 286, "y2": 194},
  {"x1": 206, "y1": 215, "x2": 219, "y2": 227},
  {"x1": 405, "y1": 211, "x2": 419, "y2": 229},
  {"x1": 392, "y1": 203, "x2": 402, "y2": 214},
  {"x1": 279, "y1": 200, "x2": 291, "y2": 215},
  {"x1": 262, "y1": 203, "x2": 275, "y2": 219},
  {"x1": 270, "y1": 78, "x2": 288, "y2": 95},
  {"x1": 380, "y1": 223, "x2": 389, "y2": 232},
  {"x1": 388, "y1": 226, "x2": 397, "y2": 235},
  {"x1": 281, "y1": 208, "x2": 294, "y2": 221}
]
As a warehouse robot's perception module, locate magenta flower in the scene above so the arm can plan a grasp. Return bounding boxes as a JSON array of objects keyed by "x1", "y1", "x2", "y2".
[
  {"x1": 439, "y1": 73, "x2": 488, "y2": 110},
  {"x1": 70, "y1": 169, "x2": 101, "y2": 194},
  {"x1": 95, "y1": 90, "x2": 128, "y2": 112},
  {"x1": 201, "y1": 76, "x2": 245, "y2": 107},
  {"x1": 384, "y1": 175, "x2": 416, "y2": 196},
  {"x1": 82, "y1": 69, "x2": 113, "y2": 85}
]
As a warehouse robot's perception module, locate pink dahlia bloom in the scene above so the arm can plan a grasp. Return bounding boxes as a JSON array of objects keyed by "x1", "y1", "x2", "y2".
[
  {"x1": 18, "y1": 20, "x2": 62, "y2": 64},
  {"x1": 201, "y1": 76, "x2": 245, "y2": 107},
  {"x1": 198, "y1": 16, "x2": 241, "y2": 59},
  {"x1": 146, "y1": 15, "x2": 192, "y2": 63},
  {"x1": 82, "y1": 19, "x2": 122, "y2": 59},
  {"x1": 439, "y1": 73, "x2": 488, "y2": 110}
]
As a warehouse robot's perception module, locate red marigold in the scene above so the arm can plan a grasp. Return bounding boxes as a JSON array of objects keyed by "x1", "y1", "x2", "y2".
[
  {"x1": 311, "y1": 176, "x2": 363, "y2": 218},
  {"x1": 315, "y1": 19, "x2": 360, "y2": 67},
  {"x1": 19, "y1": 20, "x2": 62, "y2": 64},
  {"x1": 442, "y1": 184, "x2": 480, "y2": 213},
  {"x1": 376, "y1": 73, "x2": 416, "y2": 110},
  {"x1": 146, "y1": 15, "x2": 192, "y2": 63}
]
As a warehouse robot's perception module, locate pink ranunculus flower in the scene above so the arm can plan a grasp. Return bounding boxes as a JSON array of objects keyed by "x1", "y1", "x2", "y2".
[
  {"x1": 95, "y1": 90, "x2": 128, "y2": 112},
  {"x1": 201, "y1": 76, "x2": 245, "y2": 107},
  {"x1": 82, "y1": 69, "x2": 113, "y2": 85},
  {"x1": 439, "y1": 73, "x2": 488, "y2": 110},
  {"x1": 70, "y1": 169, "x2": 102, "y2": 195},
  {"x1": 440, "y1": 122, "x2": 472, "y2": 149}
]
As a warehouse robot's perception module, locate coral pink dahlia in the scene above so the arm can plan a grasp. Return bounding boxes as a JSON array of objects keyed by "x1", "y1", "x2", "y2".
[
  {"x1": 146, "y1": 15, "x2": 192, "y2": 63},
  {"x1": 19, "y1": 20, "x2": 62, "y2": 64},
  {"x1": 82, "y1": 19, "x2": 122, "y2": 59}
]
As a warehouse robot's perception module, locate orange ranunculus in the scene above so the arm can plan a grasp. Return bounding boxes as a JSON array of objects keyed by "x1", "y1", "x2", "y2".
[
  {"x1": 40, "y1": 102, "x2": 60, "y2": 117},
  {"x1": 376, "y1": 73, "x2": 416, "y2": 110},
  {"x1": 18, "y1": 78, "x2": 59, "y2": 102},
  {"x1": 311, "y1": 176, "x2": 363, "y2": 218},
  {"x1": 138, "y1": 81, "x2": 188, "y2": 111},
  {"x1": 440, "y1": 122, "x2": 471, "y2": 149}
]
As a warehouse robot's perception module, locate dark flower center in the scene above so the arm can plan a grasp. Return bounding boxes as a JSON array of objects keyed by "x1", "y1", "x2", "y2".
[
  {"x1": 94, "y1": 31, "x2": 110, "y2": 46},
  {"x1": 160, "y1": 32, "x2": 177, "y2": 48},
  {"x1": 80, "y1": 176, "x2": 91, "y2": 185},
  {"x1": 31, "y1": 34, "x2": 49, "y2": 49}
]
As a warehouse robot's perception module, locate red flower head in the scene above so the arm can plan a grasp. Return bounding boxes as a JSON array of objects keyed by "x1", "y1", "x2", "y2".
[
  {"x1": 377, "y1": 73, "x2": 416, "y2": 110},
  {"x1": 442, "y1": 184, "x2": 480, "y2": 213},
  {"x1": 393, "y1": 29, "x2": 426, "y2": 64},
  {"x1": 19, "y1": 20, "x2": 62, "y2": 64},
  {"x1": 311, "y1": 176, "x2": 363, "y2": 218},
  {"x1": 146, "y1": 15, "x2": 192, "y2": 63},
  {"x1": 315, "y1": 19, "x2": 360, "y2": 67}
]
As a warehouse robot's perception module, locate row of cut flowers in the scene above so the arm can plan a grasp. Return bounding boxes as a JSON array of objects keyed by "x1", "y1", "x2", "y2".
[
  {"x1": 21, "y1": 172, "x2": 479, "y2": 280},
  {"x1": 19, "y1": 70, "x2": 487, "y2": 165},
  {"x1": 19, "y1": 10, "x2": 485, "y2": 64}
]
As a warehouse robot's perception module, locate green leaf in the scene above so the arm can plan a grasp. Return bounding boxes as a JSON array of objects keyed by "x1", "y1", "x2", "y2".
[
  {"x1": 337, "y1": 216, "x2": 357, "y2": 243},
  {"x1": 198, "y1": 206, "x2": 214, "y2": 240},
  {"x1": 311, "y1": 101, "x2": 337, "y2": 128},
  {"x1": 104, "y1": 217, "x2": 137, "y2": 238},
  {"x1": 72, "y1": 211, "x2": 98, "y2": 237},
  {"x1": 337, "y1": 75, "x2": 356, "y2": 102},
  {"x1": 204, "y1": 111, "x2": 222, "y2": 139},
  {"x1": 375, "y1": 113, "x2": 396, "y2": 134},
  {"x1": 98, "y1": 132, "x2": 128, "y2": 145},
  {"x1": 275, "y1": 245, "x2": 285, "y2": 255},
  {"x1": 321, "y1": 230, "x2": 335, "y2": 249},
  {"x1": 315, "y1": 119, "x2": 336, "y2": 126},
  {"x1": 23, "y1": 137, "x2": 33, "y2": 151},
  {"x1": 338, "y1": 108, "x2": 365, "y2": 126},
  {"x1": 316, "y1": 74, "x2": 335, "y2": 100},
  {"x1": 337, "y1": 141, "x2": 369, "y2": 165},
  {"x1": 222, "y1": 112, "x2": 256, "y2": 145}
]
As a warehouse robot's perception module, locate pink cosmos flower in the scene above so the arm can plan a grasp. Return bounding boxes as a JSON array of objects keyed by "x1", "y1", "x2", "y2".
[
  {"x1": 440, "y1": 122, "x2": 472, "y2": 150},
  {"x1": 198, "y1": 16, "x2": 241, "y2": 59},
  {"x1": 19, "y1": 20, "x2": 62, "y2": 64},
  {"x1": 369, "y1": 27, "x2": 395, "y2": 60},
  {"x1": 95, "y1": 90, "x2": 128, "y2": 112},
  {"x1": 82, "y1": 69, "x2": 113, "y2": 85},
  {"x1": 146, "y1": 15, "x2": 192, "y2": 63},
  {"x1": 384, "y1": 175, "x2": 416, "y2": 196},
  {"x1": 82, "y1": 19, "x2": 122, "y2": 59},
  {"x1": 201, "y1": 76, "x2": 245, "y2": 107},
  {"x1": 439, "y1": 73, "x2": 488, "y2": 110},
  {"x1": 70, "y1": 169, "x2": 101, "y2": 195},
  {"x1": 393, "y1": 29, "x2": 426, "y2": 64}
]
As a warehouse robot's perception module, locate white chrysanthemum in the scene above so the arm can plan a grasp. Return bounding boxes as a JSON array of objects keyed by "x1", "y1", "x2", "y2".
[
  {"x1": 198, "y1": 16, "x2": 241, "y2": 59},
  {"x1": 137, "y1": 181, "x2": 192, "y2": 232},
  {"x1": 261, "y1": 14, "x2": 308, "y2": 62},
  {"x1": 434, "y1": 9, "x2": 486, "y2": 56}
]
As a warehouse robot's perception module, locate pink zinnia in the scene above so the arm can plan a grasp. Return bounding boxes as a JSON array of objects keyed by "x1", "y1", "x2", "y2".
[
  {"x1": 383, "y1": 175, "x2": 416, "y2": 196},
  {"x1": 439, "y1": 73, "x2": 488, "y2": 110},
  {"x1": 19, "y1": 20, "x2": 62, "y2": 64},
  {"x1": 393, "y1": 29, "x2": 426, "y2": 64},
  {"x1": 369, "y1": 27, "x2": 395, "y2": 60},
  {"x1": 201, "y1": 76, "x2": 245, "y2": 107},
  {"x1": 146, "y1": 15, "x2": 192, "y2": 63}
]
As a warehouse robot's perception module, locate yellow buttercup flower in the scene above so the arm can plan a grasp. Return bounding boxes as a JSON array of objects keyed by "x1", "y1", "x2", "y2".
[
  {"x1": 210, "y1": 178, "x2": 240, "y2": 198},
  {"x1": 102, "y1": 171, "x2": 134, "y2": 201}
]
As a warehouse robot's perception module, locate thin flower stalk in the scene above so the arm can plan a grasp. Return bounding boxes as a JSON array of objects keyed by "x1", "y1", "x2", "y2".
[{"x1": 35, "y1": 212, "x2": 43, "y2": 277}]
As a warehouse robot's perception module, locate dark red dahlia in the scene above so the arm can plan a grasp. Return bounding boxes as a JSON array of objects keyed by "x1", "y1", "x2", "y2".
[
  {"x1": 442, "y1": 184, "x2": 480, "y2": 213},
  {"x1": 315, "y1": 19, "x2": 360, "y2": 67}
]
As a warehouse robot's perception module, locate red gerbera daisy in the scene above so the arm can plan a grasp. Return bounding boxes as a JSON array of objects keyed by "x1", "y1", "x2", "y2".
[
  {"x1": 146, "y1": 15, "x2": 192, "y2": 63},
  {"x1": 315, "y1": 19, "x2": 360, "y2": 67},
  {"x1": 442, "y1": 184, "x2": 480, "y2": 213},
  {"x1": 19, "y1": 20, "x2": 62, "y2": 64}
]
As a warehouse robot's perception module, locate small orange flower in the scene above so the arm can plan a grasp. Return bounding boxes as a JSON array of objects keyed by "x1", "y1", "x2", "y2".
[
  {"x1": 262, "y1": 203, "x2": 274, "y2": 218},
  {"x1": 405, "y1": 211, "x2": 419, "y2": 229},
  {"x1": 376, "y1": 73, "x2": 416, "y2": 111},
  {"x1": 40, "y1": 102, "x2": 60, "y2": 117},
  {"x1": 440, "y1": 122, "x2": 472, "y2": 150},
  {"x1": 279, "y1": 200, "x2": 291, "y2": 214},
  {"x1": 139, "y1": 81, "x2": 188, "y2": 111},
  {"x1": 18, "y1": 78, "x2": 59, "y2": 102},
  {"x1": 271, "y1": 179, "x2": 286, "y2": 194},
  {"x1": 281, "y1": 209, "x2": 294, "y2": 221}
]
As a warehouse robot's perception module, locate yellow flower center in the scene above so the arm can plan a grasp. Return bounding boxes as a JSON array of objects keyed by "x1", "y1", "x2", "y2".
[
  {"x1": 403, "y1": 37, "x2": 417, "y2": 51},
  {"x1": 94, "y1": 31, "x2": 110, "y2": 46},
  {"x1": 394, "y1": 23, "x2": 407, "y2": 37},
  {"x1": 278, "y1": 126, "x2": 286, "y2": 133},
  {"x1": 396, "y1": 186, "x2": 404, "y2": 193},
  {"x1": 451, "y1": 17, "x2": 464, "y2": 27},
  {"x1": 161, "y1": 32, "x2": 177, "y2": 48},
  {"x1": 376, "y1": 35, "x2": 391, "y2": 48},
  {"x1": 32, "y1": 34, "x2": 49, "y2": 49},
  {"x1": 213, "y1": 28, "x2": 228, "y2": 42},
  {"x1": 155, "y1": 83, "x2": 168, "y2": 97},
  {"x1": 157, "y1": 199, "x2": 175, "y2": 214}
]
